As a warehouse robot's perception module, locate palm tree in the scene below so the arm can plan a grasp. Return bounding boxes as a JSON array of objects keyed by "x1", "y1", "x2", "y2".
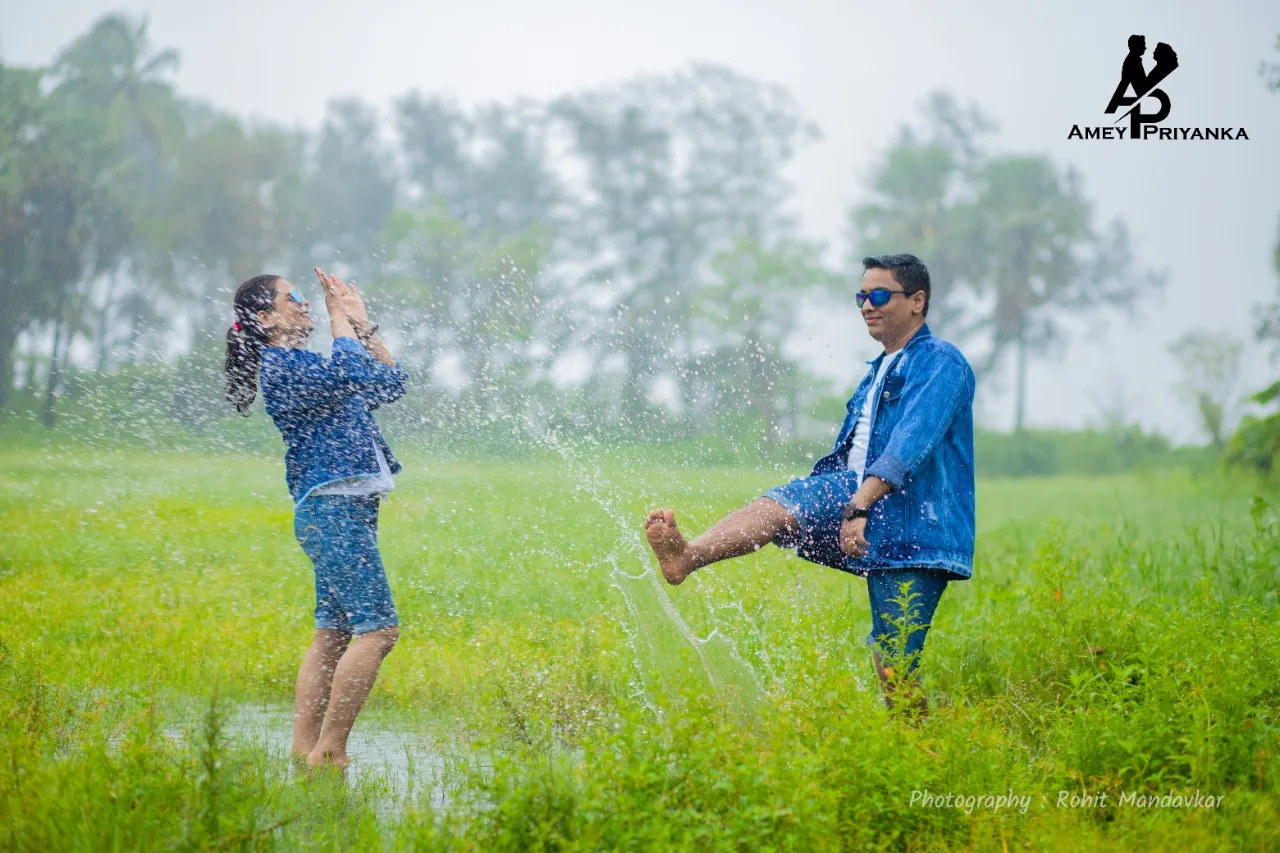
[
  {"x1": 52, "y1": 13, "x2": 185, "y2": 371},
  {"x1": 966, "y1": 155, "x2": 1160, "y2": 432}
]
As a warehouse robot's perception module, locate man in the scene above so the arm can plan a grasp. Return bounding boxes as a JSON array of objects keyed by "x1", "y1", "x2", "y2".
[{"x1": 644, "y1": 253, "x2": 976, "y2": 710}]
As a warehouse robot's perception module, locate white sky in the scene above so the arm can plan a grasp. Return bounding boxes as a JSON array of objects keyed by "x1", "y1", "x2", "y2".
[{"x1": 4, "y1": 0, "x2": 1279, "y2": 440}]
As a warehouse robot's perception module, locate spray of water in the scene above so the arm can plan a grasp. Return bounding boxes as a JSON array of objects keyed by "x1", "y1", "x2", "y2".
[{"x1": 537, "y1": 428, "x2": 768, "y2": 717}]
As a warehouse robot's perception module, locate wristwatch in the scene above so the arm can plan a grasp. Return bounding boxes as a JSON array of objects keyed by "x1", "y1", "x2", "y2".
[
  {"x1": 356, "y1": 322, "x2": 379, "y2": 341},
  {"x1": 842, "y1": 502, "x2": 869, "y2": 521}
]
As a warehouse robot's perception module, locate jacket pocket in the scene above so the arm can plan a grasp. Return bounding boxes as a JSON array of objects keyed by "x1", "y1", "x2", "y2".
[
  {"x1": 867, "y1": 489, "x2": 911, "y2": 559},
  {"x1": 878, "y1": 375, "x2": 905, "y2": 406}
]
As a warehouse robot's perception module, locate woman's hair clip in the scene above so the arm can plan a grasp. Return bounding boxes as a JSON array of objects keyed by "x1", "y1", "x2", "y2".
[{"x1": 232, "y1": 321, "x2": 242, "y2": 332}]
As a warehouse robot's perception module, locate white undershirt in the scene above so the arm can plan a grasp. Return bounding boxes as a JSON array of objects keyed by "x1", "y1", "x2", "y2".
[
  {"x1": 310, "y1": 439, "x2": 396, "y2": 496},
  {"x1": 847, "y1": 351, "x2": 902, "y2": 480}
]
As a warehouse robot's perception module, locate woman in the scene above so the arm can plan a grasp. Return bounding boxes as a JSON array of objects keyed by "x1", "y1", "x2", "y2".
[{"x1": 223, "y1": 266, "x2": 406, "y2": 773}]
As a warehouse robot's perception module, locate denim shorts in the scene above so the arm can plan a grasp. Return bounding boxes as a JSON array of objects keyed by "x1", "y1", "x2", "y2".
[
  {"x1": 764, "y1": 471, "x2": 862, "y2": 572},
  {"x1": 293, "y1": 494, "x2": 399, "y2": 635},
  {"x1": 764, "y1": 472, "x2": 949, "y2": 674}
]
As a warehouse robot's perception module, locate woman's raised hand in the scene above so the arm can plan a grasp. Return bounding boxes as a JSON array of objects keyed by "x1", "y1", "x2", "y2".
[
  {"x1": 339, "y1": 281, "x2": 370, "y2": 328},
  {"x1": 315, "y1": 267, "x2": 345, "y2": 317},
  {"x1": 314, "y1": 267, "x2": 370, "y2": 327},
  {"x1": 314, "y1": 267, "x2": 358, "y2": 340}
]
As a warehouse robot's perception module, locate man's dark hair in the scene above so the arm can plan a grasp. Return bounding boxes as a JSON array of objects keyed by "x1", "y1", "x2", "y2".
[{"x1": 862, "y1": 253, "x2": 931, "y2": 317}]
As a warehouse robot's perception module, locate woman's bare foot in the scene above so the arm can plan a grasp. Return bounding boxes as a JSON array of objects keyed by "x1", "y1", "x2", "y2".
[
  {"x1": 305, "y1": 747, "x2": 350, "y2": 778},
  {"x1": 644, "y1": 509, "x2": 695, "y2": 585}
]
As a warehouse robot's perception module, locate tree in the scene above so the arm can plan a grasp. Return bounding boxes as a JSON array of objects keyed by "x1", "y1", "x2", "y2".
[
  {"x1": 0, "y1": 59, "x2": 130, "y2": 422},
  {"x1": 374, "y1": 203, "x2": 546, "y2": 416},
  {"x1": 295, "y1": 98, "x2": 398, "y2": 273},
  {"x1": 161, "y1": 107, "x2": 305, "y2": 340},
  {"x1": 965, "y1": 155, "x2": 1163, "y2": 432},
  {"x1": 1212, "y1": 36, "x2": 1278, "y2": 473},
  {"x1": 49, "y1": 13, "x2": 185, "y2": 374},
  {"x1": 388, "y1": 94, "x2": 561, "y2": 416},
  {"x1": 394, "y1": 93, "x2": 472, "y2": 219},
  {"x1": 552, "y1": 90, "x2": 686, "y2": 427},
  {"x1": 0, "y1": 65, "x2": 54, "y2": 409},
  {"x1": 1261, "y1": 33, "x2": 1280, "y2": 93},
  {"x1": 693, "y1": 236, "x2": 839, "y2": 450},
  {"x1": 847, "y1": 92, "x2": 995, "y2": 344},
  {"x1": 554, "y1": 65, "x2": 816, "y2": 427},
  {"x1": 1167, "y1": 330, "x2": 1243, "y2": 450}
]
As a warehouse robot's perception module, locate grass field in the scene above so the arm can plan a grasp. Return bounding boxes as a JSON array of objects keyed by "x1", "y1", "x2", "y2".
[{"x1": 3, "y1": 440, "x2": 1280, "y2": 850}]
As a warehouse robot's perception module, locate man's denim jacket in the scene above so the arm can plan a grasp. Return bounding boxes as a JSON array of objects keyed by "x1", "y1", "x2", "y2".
[
  {"x1": 260, "y1": 337, "x2": 407, "y2": 507},
  {"x1": 811, "y1": 323, "x2": 976, "y2": 579}
]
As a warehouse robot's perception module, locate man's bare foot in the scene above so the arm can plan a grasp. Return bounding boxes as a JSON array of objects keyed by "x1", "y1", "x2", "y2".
[{"x1": 645, "y1": 509, "x2": 695, "y2": 585}]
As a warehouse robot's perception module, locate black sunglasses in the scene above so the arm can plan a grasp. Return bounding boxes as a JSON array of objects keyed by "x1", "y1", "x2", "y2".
[{"x1": 855, "y1": 288, "x2": 914, "y2": 308}]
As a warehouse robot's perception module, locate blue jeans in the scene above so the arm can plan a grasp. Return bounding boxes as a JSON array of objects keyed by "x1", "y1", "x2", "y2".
[
  {"x1": 293, "y1": 495, "x2": 399, "y2": 635},
  {"x1": 864, "y1": 569, "x2": 950, "y2": 676}
]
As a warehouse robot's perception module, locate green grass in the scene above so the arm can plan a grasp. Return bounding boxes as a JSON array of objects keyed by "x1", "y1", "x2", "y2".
[{"x1": 3, "y1": 441, "x2": 1280, "y2": 850}]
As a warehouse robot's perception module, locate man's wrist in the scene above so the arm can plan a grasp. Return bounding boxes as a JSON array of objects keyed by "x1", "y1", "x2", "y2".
[{"x1": 842, "y1": 501, "x2": 869, "y2": 521}]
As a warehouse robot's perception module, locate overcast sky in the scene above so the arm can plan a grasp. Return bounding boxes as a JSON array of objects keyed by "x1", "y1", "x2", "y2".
[{"x1": 4, "y1": 0, "x2": 1278, "y2": 440}]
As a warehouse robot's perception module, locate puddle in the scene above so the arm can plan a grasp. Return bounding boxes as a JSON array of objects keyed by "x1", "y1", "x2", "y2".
[
  {"x1": 163, "y1": 702, "x2": 480, "y2": 813},
  {"x1": 232, "y1": 705, "x2": 446, "y2": 797}
]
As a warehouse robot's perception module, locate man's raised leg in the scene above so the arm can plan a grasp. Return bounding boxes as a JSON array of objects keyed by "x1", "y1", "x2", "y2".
[{"x1": 644, "y1": 497, "x2": 799, "y2": 585}]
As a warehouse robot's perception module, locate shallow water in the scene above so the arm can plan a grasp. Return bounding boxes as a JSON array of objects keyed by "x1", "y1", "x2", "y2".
[{"x1": 189, "y1": 703, "x2": 457, "y2": 810}]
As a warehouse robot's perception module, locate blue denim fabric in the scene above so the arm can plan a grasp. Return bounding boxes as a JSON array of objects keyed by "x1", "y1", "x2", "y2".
[
  {"x1": 260, "y1": 337, "x2": 407, "y2": 506},
  {"x1": 865, "y1": 569, "x2": 950, "y2": 676},
  {"x1": 764, "y1": 471, "x2": 861, "y2": 572},
  {"x1": 808, "y1": 323, "x2": 977, "y2": 579},
  {"x1": 293, "y1": 494, "x2": 398, "y2": 635}
]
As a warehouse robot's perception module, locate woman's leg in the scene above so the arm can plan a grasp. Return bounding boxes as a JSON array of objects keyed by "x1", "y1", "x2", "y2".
[
  {"x1": 307, "y1": 626, "x2": 399, "y2": 769},
  {"x1": 298, "y1": 495, "x2": 401, "y2": 770},
  {"x1": 291, "y1": 628, "x2": 352, "y2": 760},
  {"x1": 644, "y1": 497, "x2": 799, "y2": 585}
]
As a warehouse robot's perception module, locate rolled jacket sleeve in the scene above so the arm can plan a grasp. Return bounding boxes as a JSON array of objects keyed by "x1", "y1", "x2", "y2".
[
  {"x1": 333, "y1": 337, "x2": 407, "y2": 409},
  {"x1": 865, "y1": 350, "x2": 973, "y2": 490}
]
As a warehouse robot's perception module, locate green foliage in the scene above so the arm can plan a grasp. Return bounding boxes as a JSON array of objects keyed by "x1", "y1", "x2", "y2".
[
  {"x1": 1227, "y1": 380, "x2": 1280, "y2": 476},
  {"x1": 2, "y1": 448, "x2": 1280, "y2": 849},
  {"x1": 11, "y1": 361, "x2": 1219, "y2": 480},
  {"x1": 1262, "y1": 33, "x2": 1280, "y2": 93},
  {"x1": 975, "y1": 425, "x2": 1215, "y2": 478},
  {"x1": 1167, "y1": 330, "x2": 1244, "y2": 449}
]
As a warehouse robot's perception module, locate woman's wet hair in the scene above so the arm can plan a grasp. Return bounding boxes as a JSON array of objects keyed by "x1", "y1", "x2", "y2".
[{"x1": 223, "y1": 275, "x2": 280, "y2": 414}]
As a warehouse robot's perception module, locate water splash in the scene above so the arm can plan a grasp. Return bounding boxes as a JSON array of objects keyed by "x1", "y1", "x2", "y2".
[{"x1": 539, "y1": 429, "x2": 768, "y2": 717}]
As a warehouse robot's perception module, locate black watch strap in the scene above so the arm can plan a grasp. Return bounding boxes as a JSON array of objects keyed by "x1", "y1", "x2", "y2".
[{"x1": 843, "y1": 502, "x2": 869, "y2": 521}]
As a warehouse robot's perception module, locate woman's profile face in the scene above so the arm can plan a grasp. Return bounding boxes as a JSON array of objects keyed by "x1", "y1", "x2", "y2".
[{"x1": 258, "y1": 278, "x2": 313, "y2": 344}]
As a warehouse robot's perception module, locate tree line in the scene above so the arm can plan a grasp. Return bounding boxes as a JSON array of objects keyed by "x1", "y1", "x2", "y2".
[{"x1": 2, "y1": 13, "x2": 1184, "y2": 450}]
